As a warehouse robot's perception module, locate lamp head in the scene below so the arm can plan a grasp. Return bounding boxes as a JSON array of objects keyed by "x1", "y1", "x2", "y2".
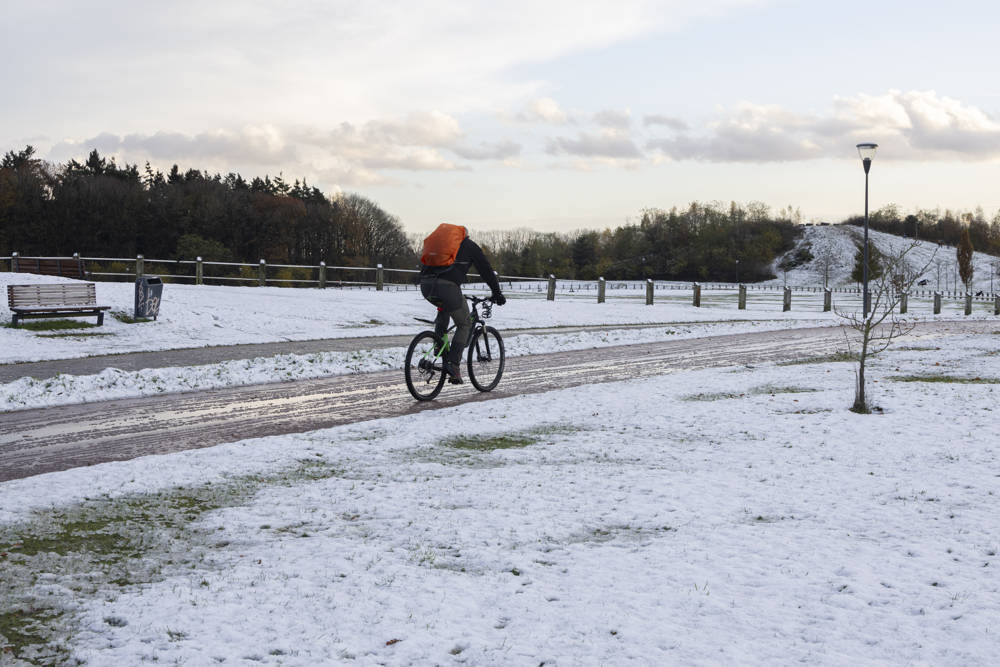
[{"x1": 856, "y1": 143, "x2": 878, "y2": 172}]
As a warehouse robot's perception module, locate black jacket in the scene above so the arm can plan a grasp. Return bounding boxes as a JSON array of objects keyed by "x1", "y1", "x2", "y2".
[{"x1": 421, "y1": 237, "x2": 502, "y2": 294}]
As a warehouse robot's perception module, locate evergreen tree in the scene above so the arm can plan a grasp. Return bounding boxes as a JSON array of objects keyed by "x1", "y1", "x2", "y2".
[
  {"x1": 851, "y1": 241, "x2": 884, "y2": 284},
  {"x1": 957, "y1": 227, "x2": 974, "y2": 290}
]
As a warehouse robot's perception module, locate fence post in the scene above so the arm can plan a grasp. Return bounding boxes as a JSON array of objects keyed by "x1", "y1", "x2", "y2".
[
  {"x1": 597, "y1": 277, "x2": 605, "y2": 303},
  {"x1": 823, "y1": 288, "x2": 832, "y2": 312},
  {"x1": 995, "y1": 294, "x2": 1000, "y2": 316},
  {"x1": 376, "y1": 263, "x2": 384, "y2": 291},
  {"x1": 196, "y1": 257, "x2": 203, "y2": 285},
  {"x1": 934, "y1": 292, "x2": 941, "y2": 315},
  {"x1": 136, "y1": 254, "x2": 144, "y2": 279},
  {"x1": 319, "y1": 262, "x2": 326, "y2": 289},
  {"x1": 738, "y1": 284, "x2": 747, "y2": 310},
  {"x1": 645, "y1": 279, "x2": 654, "y2": 305},
  {"x1": 899, "y1": 292, "x2": 907, "y2": 314},
  {"x1": 258, "y1": 259, "x2": 266, "y2": 286},
  {"x1": 692, "y1": 282, "x2": 701, "y2": 307},
  {"x1": 11, "y1": 251, "x2": 19, "y2": 272},
  {"x1": 547, "y1": 274, "x2": 555, "y2": 301},
  {"x1": 965, "y1": 292, "x2": 972, "y2": 316},
  {"x1": 783, "y1": 287, "x2": 791, "y2": 312}
]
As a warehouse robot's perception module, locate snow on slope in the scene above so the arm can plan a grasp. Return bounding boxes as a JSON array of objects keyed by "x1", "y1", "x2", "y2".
[{"x1": 769, "y1": 225, "x2": 1000, "y2": 293}]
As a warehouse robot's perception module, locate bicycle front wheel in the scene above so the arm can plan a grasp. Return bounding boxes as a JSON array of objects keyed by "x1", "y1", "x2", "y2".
[
  {"x1": 405, "y1": 331, "x2": 447, "y2": 401},
  {"x1": 467, "y1": 326, "x2": 505, "y2": 392}
]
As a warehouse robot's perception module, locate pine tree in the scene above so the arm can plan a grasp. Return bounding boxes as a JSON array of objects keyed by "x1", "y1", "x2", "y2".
[
  {"x1": 851, "y1": 241, "x2": 884, "y2": 283},
  {"x1": 957, "y1": 227, "x2": 974, "y2": 291}
]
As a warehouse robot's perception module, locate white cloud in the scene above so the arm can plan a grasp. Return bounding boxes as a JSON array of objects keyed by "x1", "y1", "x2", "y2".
[
  {"x1": 643, "y1": 114, "x2": 689, "y2": 131},
  {"x1": 1, "y1": 0, "x2": 760, "y2": 139},
  {"x1": 450, "y1": 141, "x2": 522, "y2": 160},
  {"x1": 647, "y1": 91, "x2": 1000, "y2": 162},
  {"x1": 594, "y1": 109, "x2": 632, "y2": 129},
  {"x1": 517, "y1": 98, "x2": 570, "y2": 124},
  {"x1": 547, "y1": 129, "x2": 642, "y2": 159}
]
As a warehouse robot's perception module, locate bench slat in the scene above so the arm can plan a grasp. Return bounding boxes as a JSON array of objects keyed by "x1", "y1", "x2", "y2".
[{"x1": 8, "y1": 283, "x2": 100, "y2": 308}]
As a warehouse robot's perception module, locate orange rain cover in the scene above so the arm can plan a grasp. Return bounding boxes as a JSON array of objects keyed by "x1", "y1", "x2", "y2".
[{"x1": 421, "y1": 223, "x2": 468, "y2": 266}]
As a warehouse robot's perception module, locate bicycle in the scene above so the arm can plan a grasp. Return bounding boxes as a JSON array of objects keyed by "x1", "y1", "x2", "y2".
[{"x1": 404, "y1": 295, "x2": 505, "y2": 401}]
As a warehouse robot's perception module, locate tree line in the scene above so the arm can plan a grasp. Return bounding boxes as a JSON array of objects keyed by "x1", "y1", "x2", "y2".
[
  {"x1": 478, "y1": 202, "x2": 802, "y2": 281},
  {"x1": 7, "y1": 144, "x2": 997, "y2": 283},
  {"x1": 0, "y1": 146, "x2": 413, "y2": 269},
  {"x1": 846, "y1": 203, "x2": 1000, "y2": 256}
]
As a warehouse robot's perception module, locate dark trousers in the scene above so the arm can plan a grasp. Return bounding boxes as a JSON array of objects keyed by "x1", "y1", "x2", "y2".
[{"x1": 420, "y1": 278, "x2": 471, "y2": 366}]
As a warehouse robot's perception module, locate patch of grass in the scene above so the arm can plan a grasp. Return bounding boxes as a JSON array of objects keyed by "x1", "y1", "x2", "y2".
[
  {"x1": 36, "y1": 332, "x2": 116, "y2": 338},
  {"x1": 777, "y1": 351, "x2": 856, "y2": 366},
  {"x1": 437, "y1": 424, "x2": 580, "y2": 452},
  {"x1": 684, "y1": 391, "x2": 746, "y2": 402},
  {"x1": 0, "y1": 457, "x2": 348, "y2": 660},
  {"x1": 0, "y1": 608, "x2": 69, "y2": 665},
  {"x1": 684, "y1": 385, "x2": 817, "y2": 402},
  {"x1": 566, "y1": 524, "x2": 675, "y2": 546},
  {"x1": 110, "y1": 311, "x2": 151, "y2": 324},
  {"x1": 5, "y1": 319, "x2": 98, "y2": 332},
  {"x1": 441, "y1": 434, "x2": 539, "y2": 451},
  {"x1": 889, "y1": 374, "x2": 1000, "y2": 384},
  {"x1": 895, "y1": 346, "x2": 941, "y2": 352},
  {"x1": 752, "y1": 384, "x2": 818, "y2": 396}
]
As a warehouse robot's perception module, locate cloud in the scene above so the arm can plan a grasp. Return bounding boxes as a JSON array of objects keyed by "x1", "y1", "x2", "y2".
[
  {"x1": 3, "y1": 0, "x2": 762, "y2": 140},
  {"x1": 593, "y1": 109, "x2": 631, "y2": 129},
  {"x1": 48, "y1": 127, "x2": 298, "y2": 166},
  {"x1": 642, "y1": 114, "x2": 689, "y2": 131},
  {"x1": 450, "y1": 140, "x2": 522, "y2": 160},
  {"x1": 546, "y1": 130, "x2": 642, "y2": 159},
  {"x1": 42, "y1": 111, "x2": 515, "y2": 188},
  {"x1": 646, "y1": 91, "x2": 1000, "y2": 162},
  {"x1": 517, "y1": 98, "x2": 569, "y2": 124}
]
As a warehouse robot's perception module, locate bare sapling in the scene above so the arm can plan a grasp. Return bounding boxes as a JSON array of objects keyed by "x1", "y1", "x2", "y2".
[{"x1": 836, "y1": 240, "x2": 936, "y2": 414}]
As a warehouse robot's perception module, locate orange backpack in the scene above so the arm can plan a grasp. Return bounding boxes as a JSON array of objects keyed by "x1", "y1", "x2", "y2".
[{"x1": 421, "y1": 223, "x2": 467, "y2": 267}]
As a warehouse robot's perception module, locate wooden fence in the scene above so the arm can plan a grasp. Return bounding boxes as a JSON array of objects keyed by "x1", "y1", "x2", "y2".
[{"x1": 3, "y1": 253, "x2": 999, "y2": 316}]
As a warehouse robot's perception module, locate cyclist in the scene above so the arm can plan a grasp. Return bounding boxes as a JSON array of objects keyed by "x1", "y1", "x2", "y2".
[{"x1": 419, "y1": 223, "x2": 506, "y2": 384}]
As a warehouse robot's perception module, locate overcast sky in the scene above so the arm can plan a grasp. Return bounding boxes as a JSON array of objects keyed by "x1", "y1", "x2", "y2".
[{"x1": 3, "y1": 0, "x2": 1000, "y2": 232}]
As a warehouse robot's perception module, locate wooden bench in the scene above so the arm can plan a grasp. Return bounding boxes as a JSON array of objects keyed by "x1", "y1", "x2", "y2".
[
  {"x1": 7, "y1": 283, "x2": 110, "y2": 327},
  {"x1": 13, "y1": 256, "x2": 87, "y2": 280}
]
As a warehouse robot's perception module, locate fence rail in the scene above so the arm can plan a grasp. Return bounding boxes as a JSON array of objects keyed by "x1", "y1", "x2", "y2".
[{"x1": 5, "y1": 253, "x2": 999, "y2": 316}]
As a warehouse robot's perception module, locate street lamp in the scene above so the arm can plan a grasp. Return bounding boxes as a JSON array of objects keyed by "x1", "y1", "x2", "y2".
[{"x1": 856, "y1": 142, "x2": 878, "y2": 315}]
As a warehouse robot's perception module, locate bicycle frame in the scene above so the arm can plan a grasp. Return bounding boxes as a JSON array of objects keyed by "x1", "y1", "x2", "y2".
[{"x1": 417, "y1": 296, "x2": 493, "y2": 367}]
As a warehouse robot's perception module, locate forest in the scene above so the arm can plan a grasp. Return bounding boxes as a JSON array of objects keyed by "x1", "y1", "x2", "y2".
[{"x1": 3, "y1": 145, "x2": 998, "y2": 282}]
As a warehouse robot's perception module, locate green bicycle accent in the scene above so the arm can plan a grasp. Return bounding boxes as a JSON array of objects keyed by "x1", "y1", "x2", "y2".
[{"x1": 404, "y1": 295, "x2": 506, "y2": 401}]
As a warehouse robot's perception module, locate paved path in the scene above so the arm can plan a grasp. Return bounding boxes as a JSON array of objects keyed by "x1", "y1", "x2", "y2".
[
  {"x1": 0, "y1": 321, "x2": 739, "y2": 384},
  {"x1": 4, "y1": 320, "x2": 994, "y2": 482}
]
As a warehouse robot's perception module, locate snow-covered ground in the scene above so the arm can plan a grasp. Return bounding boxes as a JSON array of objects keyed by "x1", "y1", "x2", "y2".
[
  {"x1": 2, "y1": 327, "x2": 999, "y2": 664},
  {"x1": 1, "y1": 271, "x2": 826, "y2": 365},
  {"x1": 0, "y1": 319, "x2": 818, "y2": 412},
  {"x1": 3, "y1": 268, "x2": 997, "y2": 411},
  {"x1": 770, "y1": 224, "x2": 1000, "y2": 293}
]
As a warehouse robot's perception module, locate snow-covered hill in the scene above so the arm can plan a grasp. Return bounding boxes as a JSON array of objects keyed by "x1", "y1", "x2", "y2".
[{"x1": 768, "y1": 225, "x2": 1000, "y2": 293}]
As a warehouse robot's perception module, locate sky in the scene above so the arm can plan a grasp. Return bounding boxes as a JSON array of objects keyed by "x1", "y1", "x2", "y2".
[{"x1": 3, "y1": 0, "x2": 1000, "y2": 233}]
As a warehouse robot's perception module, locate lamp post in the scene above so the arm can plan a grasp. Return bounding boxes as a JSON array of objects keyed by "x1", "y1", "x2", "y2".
[{"x1": 856, "y1": 143, "x2": 878, "y2": 316}]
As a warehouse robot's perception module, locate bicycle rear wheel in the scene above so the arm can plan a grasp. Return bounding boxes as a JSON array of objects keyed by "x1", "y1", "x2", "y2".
[
  {"x1": 467, "y1": 326, "x2": 505, "y2": 392},
  {"x1": 405, "y1": 331, "x2": 447, "y2": 401}
]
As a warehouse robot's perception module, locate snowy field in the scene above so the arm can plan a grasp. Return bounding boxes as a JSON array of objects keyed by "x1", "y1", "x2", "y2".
[
  {"x1": 3, "y1": 269, "x2": 997, "y2": 413},
  {"x1": 1, "y1": 271, "x2": 827, "y2": 366},
  {"x1": 1, "y1": 327, "x2": 999, "y2": 663},
  {"x1": 1, "y1": 318, "x2": 820, "y2": 412}
]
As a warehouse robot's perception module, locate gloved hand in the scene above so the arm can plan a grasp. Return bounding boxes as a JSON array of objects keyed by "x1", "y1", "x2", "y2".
[{"x1": 492, "y1": 292, "x2": 506, "y2": 306}]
